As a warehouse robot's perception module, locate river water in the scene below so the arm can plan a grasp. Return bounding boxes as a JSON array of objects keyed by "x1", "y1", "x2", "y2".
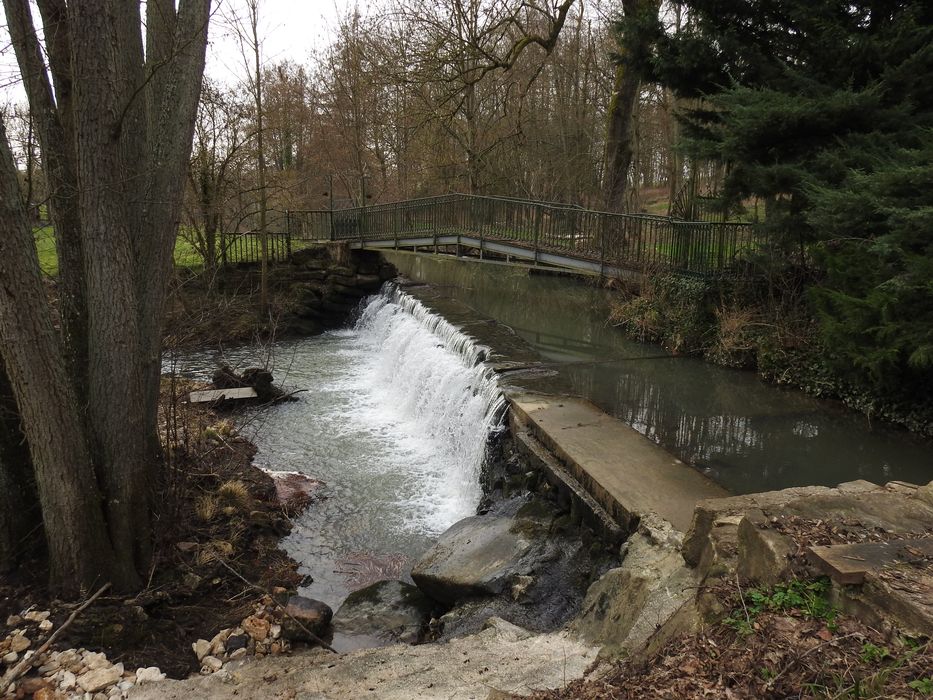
[
  {"x1": 384, "y1": 252, "x2": 933, "y2": 495},
  {"x1": 170, "y1": 258, "x2": 932, "y2": 608},
  {"x1": 170, "y1": 289, "x2": 505, "y2": 609}
]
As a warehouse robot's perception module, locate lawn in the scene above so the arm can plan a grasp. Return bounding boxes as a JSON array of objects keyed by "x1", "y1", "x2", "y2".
[{"x1": 33, "y1": 226, "x2": 208, "y2": 276}]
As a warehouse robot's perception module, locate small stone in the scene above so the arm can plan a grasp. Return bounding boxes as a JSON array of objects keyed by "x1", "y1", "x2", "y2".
[
  {"x1": 10, "y1": 634, "x2": 30, "y2": 652},
  {"x1": 209, "y1": 629, "x2": 231, "y2": 656},
  {"x1": 133, "y1": 667, "x2": 165, "y2": 685},
  {"x1": 175, "y1": 541, "x2": 199, "y2": 553},
  {"x1": 17, "y1": 676, "x2": 50, "y2": 694},
  {"x1": 192, "y1": 639, "x2": 211, "y2": 661},
  {"x1": 60, "y1": 670, "x2": 77, "y2": 690},
  {"x1": 2, "y1": 651, "x2": 17, "y2": 664},
  {"x1": 200, "y1": 656, "x2": 222, "y2": 674},
  {"x1": 269, "y1": 624, "x2": 281, "y2": 639},
  {"x1": 38, "y1": 659, "x2": 60, "y2": 674},
  {"x1": 6, "y1": 615, "x2": 22, "y2": 627},
  {"x1": 83, "y1": 652, "x2": 108, "y2": 670},
  {"x1": 117, "y1": 680, "x2": 134, "y2": 691},
  {"x1": 224, "y1": 634, "x2": 248, "y2": 653},
  {"x1": 39, "y1": 619, "x2": 54, "y2": 632},
  {"x1": 270, "y1": 642, "x2": 282, "y2": 654},
  {"x1": 241, "y1": 615, "x2": 270, "y2": 642},
  {"x1": 33, "y1": 687, "x2": 59, "y2": 700},
  {"x1": 228, "y1": 648, "x2": 247, "y2": 660},
  {"x1": 281, "y1": 596, "x2": 333, "y2": 642},
  {"x1": 24, "y1": 610, "x2": 51, "y2": 622},
  {"x1": 77, "y1": 666, "x2": 122, "y2": 693}
]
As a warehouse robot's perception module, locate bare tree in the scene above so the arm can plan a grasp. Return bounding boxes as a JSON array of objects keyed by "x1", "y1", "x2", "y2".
[{"x1": 0, "y1": 0, "x2": 210, "y2": 594}]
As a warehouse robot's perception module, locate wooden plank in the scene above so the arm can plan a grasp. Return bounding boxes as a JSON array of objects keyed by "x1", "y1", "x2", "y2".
[
  {"x1": 807, "y1": 538, "x2": 933, "y2": 585},
  {"x1": 188, "y1": 387, "x2": 258, "y2": 404}
]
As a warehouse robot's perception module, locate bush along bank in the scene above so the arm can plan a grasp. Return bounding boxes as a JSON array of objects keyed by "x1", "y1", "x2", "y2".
[{"x1": 607, "y1": 270, "x2": 933, "y2": 437}]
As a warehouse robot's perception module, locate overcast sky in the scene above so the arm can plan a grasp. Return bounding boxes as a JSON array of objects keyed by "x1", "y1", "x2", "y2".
[{"x1": 0, "y1": 0, "x2": 357, "y2": 105}]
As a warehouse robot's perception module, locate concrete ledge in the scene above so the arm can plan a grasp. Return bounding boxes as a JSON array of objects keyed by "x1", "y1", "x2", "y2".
[{"x1": 509, "y1": 393, "x2": 728, "y2": 532}]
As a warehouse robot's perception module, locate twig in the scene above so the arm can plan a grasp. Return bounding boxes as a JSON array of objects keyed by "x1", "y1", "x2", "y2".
[
  {"x1": 0, "y1": 583, "x2": 112, "y2": 694},
  {"x1": 735, "y1": 574, "x2": 751, "y2": 627},
  {"x1": 765, "y1": 632, "x2": 859, "y2": 690},
  {"x1": 215, "y1": 557, "x2": 337, "y2": 654}
]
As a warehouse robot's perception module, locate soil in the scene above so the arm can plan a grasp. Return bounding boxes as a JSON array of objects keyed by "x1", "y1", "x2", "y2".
[
  {"x1": 533, "y1": 581, "x2": 933, "y2": 699},
  {"x1": 0, "y1": 379, "x2": 312, "y2": 679}
]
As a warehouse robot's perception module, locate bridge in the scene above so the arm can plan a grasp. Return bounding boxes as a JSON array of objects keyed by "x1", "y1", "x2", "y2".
[{"x1": 226, "y1": 193, "x2": 764, "y2": 278}]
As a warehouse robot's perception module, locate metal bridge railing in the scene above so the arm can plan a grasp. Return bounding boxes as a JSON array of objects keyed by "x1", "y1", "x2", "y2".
[{"x1": 283, "y1": 193, "x2": 764, "y2": 277}]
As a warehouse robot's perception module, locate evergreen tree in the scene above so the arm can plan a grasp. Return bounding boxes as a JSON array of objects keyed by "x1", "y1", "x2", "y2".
[{"x1": 645, "y1": 1, "x2": 933, "y2": 403}]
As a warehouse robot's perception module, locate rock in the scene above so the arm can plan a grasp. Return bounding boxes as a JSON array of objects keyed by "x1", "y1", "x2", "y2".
[
  {"x1": 18, "y1": 676, "x2": 51, "y2": 695},
  {"x1": 281, "y1": 596, "x2": 333, "y2": 642},
  {"x1": 411, "y1": 507, "x2": 554, "y2": 605},
  {"x1": 200, "y1": 656, "x2": 223, "y2": 673},
  {"x1": 228, "y1": 648, "x2": 247, "y2": 661},
  {"x1": 84, "y1": 652, "x2": 109, "y2": 671},
  {"x1": 2, "y1": 651, "x2": 17, "y2": 664},
  {"x1": 192, "y1": 639, "x2": 211, "y2": 661},
  {"x1": 77, "y1": 666, "x2": 123, "y2": 693},
  {"x1": 9, "y1": 633, "x2": 30, "y2": 652},
  {"x1": 573, "y1": 515, "x2": 698, "y2": 659},
  {"x1": 24, "y1": 610, "x2": 51, "y2": 622},
  {"x1": 332, "y1": 580, "x2": 435, "y2": 646},
  {"x1": 60, "y1": 670, "x2": 77, "y2": 690},
  {"x1": 224, "y1": 634, "x2": 248, "y2": 653},
  {"x1": 134, "y1": 667, "x2": 165, "y2": 685},
  {"x1": 737, "y1": 511, "x2": 794, "y2": 585},
  {"x1": 176, "y1": 541, "x2": 199, "y2": 553},
  {"x1": 242, "y1": 615, "x2": 271, "y2": 642},
  {"x1": 39, "y1": 619, "x2": 54, "y2": 631},
  {"x1": 269, "y1": 624, "x2": 281, "y2": 640},
  {"x1": 5, "y1": 614, "x2": 22, "y2": 627},
  {"x1": 208, "y1": 629, "x2": 231, "y2": 657},
  {"x1": 33, "y1": 687, "x2": 59, "y2": 700}
]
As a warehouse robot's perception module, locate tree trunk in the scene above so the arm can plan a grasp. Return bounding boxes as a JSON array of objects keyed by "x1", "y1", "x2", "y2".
[
  {"x1": 0, "y1": 361, "x2": 37, "y2": 574},
  {"x1": 0, "y1": 122, "x2": 124, "y2": 592},
  {"x1": 603, "y1": 0, "x2": 660, "y2": 213}
]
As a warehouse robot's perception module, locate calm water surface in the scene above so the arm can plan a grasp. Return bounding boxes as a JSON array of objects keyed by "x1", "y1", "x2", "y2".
[{"x1": 385, "y1": 252, "x2": 933, "y2": 494}]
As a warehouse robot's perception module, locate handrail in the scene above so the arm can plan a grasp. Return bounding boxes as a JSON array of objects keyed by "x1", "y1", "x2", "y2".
[{"x1": 277, "y1": 193, "x2": 765, "y2": 278}]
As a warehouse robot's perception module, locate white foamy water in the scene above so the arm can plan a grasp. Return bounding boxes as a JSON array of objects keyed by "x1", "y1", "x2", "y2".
[{"x1": 168, "y1": 285, "x2": 505, "y2": 607}]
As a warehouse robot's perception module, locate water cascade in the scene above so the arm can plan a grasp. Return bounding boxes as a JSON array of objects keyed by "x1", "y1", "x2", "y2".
[{"x1": 173, "y1": 285, "x2": 510, "y2": 607}]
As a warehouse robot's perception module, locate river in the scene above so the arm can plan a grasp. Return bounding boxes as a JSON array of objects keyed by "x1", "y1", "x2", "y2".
[{"x1": 170, "y1": 257, "x2": 932, "y2": 608}]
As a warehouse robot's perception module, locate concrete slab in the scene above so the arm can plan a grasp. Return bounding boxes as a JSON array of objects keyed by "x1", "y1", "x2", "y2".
[
  {"x1": 188, "y1": 387, "x2": 258, "y2": 403},
  {"x1": 807, "y1": 538, "x2": 933, "y2": 585},
  {"x1": 510, "y1": 393, "x2": 728, "y2": 532}
]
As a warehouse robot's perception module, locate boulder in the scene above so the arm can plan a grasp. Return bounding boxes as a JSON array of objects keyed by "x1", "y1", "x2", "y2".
[
  {"x1": 573, "y1": 514, "x2": 697, "y2": 658},
  {"x1": 411, "y1": 504, "x2": 555, "y2": 605},
  {"x1": 736, "y1": 511, "x2": 794, "y2": 585},
  {"x1": 281, "y1": 596, "x2": 333, "y2": 642},
  {"x1": 332, "y1": 580, "x2": 435, "y2": 646}
]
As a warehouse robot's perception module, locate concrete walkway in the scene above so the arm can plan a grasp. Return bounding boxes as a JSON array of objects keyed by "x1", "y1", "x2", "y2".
[{"x1": 510, "y1": 393, "x2": 727, "y2": 532}]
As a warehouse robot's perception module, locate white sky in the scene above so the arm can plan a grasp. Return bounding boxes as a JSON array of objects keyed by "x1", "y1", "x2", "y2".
[{"x1": 0, "y1": 0, "x2": 356, "y2": 105}]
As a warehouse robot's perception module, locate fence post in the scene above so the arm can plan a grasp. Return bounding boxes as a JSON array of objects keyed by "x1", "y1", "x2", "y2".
[
  {"x1": 285, "y1": 210, "x2": 292, "y2": 258},
  {"x1": 533, "y1": 205, "x2": 542, "y2": 265}
]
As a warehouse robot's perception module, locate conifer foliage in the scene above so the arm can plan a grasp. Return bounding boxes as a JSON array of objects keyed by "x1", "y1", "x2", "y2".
[{"x1": 644, "y1": 1, "x2": 933, "y2": 401}]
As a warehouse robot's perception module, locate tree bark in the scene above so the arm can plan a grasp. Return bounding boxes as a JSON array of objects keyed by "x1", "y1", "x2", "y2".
[
  {"x1": 0, "y1": 361, "x2": 36, "y2": 573},
  {"x1": 603, "y1": 0, "x2": 660, "y2": 212},
  {"x1": 0, "y1": 122, "x2": 123, "y2": 592}
]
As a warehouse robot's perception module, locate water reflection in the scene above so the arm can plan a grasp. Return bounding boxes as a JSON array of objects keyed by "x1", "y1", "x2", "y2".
[{"x1": 386, "y1": 253, "x2": 933, "y2": 494}]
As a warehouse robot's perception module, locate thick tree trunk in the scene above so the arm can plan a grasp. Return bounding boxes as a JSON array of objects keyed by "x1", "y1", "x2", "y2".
[
  {"x1": 0, "y1": 362, "x2": 37, "y2": 573},
  {"x1": 0, "y1": 123, "x2": 124, "y2": 594},
  {"x1": 0, "y1": 0, "x2": 211, "y2": 595}
]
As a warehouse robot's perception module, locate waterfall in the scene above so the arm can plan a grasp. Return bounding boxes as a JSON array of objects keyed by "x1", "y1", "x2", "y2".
[{"x1": 350, "y1": 285, "x2": 507, "y2": 531}]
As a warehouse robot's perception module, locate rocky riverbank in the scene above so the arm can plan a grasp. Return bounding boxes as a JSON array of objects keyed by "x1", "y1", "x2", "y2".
[{"x1": 164, "y1": 243, "x2": 395, "y2": 349}]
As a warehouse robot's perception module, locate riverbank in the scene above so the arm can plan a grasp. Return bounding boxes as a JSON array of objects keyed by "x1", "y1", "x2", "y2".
[{"x1": 0, "y1": 378, "x2": 316, "y2": 695}]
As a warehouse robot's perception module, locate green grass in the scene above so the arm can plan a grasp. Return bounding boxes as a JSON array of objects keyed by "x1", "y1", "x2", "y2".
[
  {"x1": 35, "y1": 225, "x2": 58, "y2": 275},
  {"x1": 33, "y1": 226, "x2": 212, "y2": 275}
]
